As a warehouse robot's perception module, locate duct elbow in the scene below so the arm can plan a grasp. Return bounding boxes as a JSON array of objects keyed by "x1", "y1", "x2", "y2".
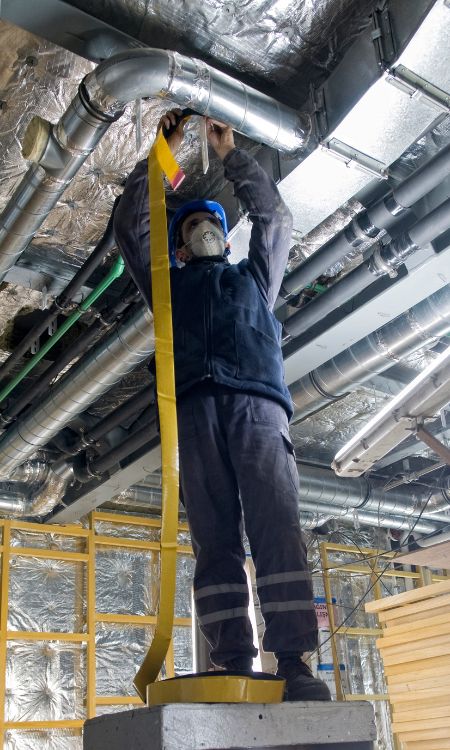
[{"x1": 83, "y1": 48, "x2": 310, "y2": 154}]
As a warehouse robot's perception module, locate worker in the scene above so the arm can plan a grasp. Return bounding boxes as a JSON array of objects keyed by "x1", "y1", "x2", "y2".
[{"x1": 114, "y1": 109, "x2": 331, "y2": 702}]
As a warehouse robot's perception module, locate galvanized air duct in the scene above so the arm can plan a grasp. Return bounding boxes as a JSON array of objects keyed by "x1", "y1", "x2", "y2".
[
  {"x1": 0, "y1": 304, "x2": 154, "y2": 478},
  {"x1": 0, "y1": 48, "x2": 309, "y2": 282},
  {"x1": 297, "y1": 463, "x2": 450, "y2": 524},
  {"x1": 290, "y1": 284, "x2": 450, "y2": 422},
  {"x1": 298, "y1": 500, "x2": 439, "y2": 535}
]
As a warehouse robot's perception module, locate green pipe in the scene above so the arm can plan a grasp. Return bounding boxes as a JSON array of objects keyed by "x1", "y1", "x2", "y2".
[{"x1": 0, "y1": 256, "x2": 125, "y2": 405}]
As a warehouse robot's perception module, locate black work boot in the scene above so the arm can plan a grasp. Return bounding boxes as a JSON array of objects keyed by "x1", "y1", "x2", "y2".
[
  {"x1": 222, "y1": 656, "x2": 253, "y2": 673},
  {"x1": 276, "y1": 658, "x2": 332, "y2": 701}
]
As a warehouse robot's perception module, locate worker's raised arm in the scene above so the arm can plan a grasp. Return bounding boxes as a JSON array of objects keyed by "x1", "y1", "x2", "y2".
[
  {"x1": 207, "y1": 119, "x2": 293, "y2": 310},
  {"x1": 114, "y1": 110, "x2": 186, "y2": 309}
]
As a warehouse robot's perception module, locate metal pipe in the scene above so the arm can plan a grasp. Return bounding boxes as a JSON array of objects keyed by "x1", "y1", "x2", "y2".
[
  {"x1": 0, "y1": 304, "x2": 154, "y2": 478},
  {"x1": 0, "y1": 196, "x2": 120, "y2": 380},
  {"x1": 0, "y1": 49, "x2": 309, "y2": 285},
  {"x1": 84, "y1": 49, "x2": 309, "y2": 154},
  {"x1": 70, "y1": 387, "x2": 154, "y2": 453},
  {"x1": 284, "y1": 198, "x2": 450, "y2": 340},
  {"x1": 290, "y1": 284, "x2": 450, "y2": 422},
  {"x1": 276, "y1": 143, "x2": 450, "y2": 307},
  {"x1": 84, "y1": 415, "x2": 158, "y2": 479},
  {"x1": 0, "y1": 257, "x2": 125, "y2": 405},
  {"x1": 297, "y1": 463, "x2": 449, "y2": 524},
  {"x1": 298, "y1": 500, "x2": 439, "y2": 535},
  {"x1": 284, "y1": 263, "x2": 374, "y2": 338},
  {"x1": 0, "y1": 95, "x2": 116, "y2": 281},
  {"x1": 1, "y1": 287, "x2": 140, "y2": 423}
]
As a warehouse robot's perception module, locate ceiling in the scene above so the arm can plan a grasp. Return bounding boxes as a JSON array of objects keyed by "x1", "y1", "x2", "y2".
[{"x1": 0, "y1": 0, "x2": 449, "y2": 539}]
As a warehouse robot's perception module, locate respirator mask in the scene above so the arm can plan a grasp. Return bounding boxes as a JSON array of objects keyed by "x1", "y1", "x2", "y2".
[{"x1": 188, "y1": 220, "x2": 226, "y2": 258}]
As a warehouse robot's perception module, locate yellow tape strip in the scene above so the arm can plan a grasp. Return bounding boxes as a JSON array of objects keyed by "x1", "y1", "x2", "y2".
[{"x1": 133, "y1": 134, "x2": 183, "y2": 701}]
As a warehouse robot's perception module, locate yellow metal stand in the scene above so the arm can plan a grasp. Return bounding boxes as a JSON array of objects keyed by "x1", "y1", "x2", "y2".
[{"x1": 147, "y1": 672, "x2": 285, "y2": 706}]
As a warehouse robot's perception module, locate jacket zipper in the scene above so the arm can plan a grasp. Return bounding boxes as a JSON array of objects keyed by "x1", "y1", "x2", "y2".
[{"x1": 205, "y1": 266, "x2": 213, "y2": 377}]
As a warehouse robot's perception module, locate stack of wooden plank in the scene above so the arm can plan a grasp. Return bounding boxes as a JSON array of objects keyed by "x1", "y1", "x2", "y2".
[{"x1": 365, "y1": 579, "x2": 450, "y2": 750}]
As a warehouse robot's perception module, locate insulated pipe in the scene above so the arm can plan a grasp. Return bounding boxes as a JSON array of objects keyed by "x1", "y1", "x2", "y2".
[
  {"x1": 290, "y1": 284, "x2": 450, "y2": 422},
  {"x1": 71, "y1": 387, "x2": 154, "y2": 452},
  {"x1": 284, "y1": 197, "x2": 450, "y2": 340},
  {"x1": 298, "y1": 463, "x2": 450, "y2": 525},
  {"x1": 0, "y1": 96, "x2": 116, "y2": 281},
  {"x1": 0, "y1": 196, "x2": 120, "y2": 380},
  {"x1": 276, "y1": 143, "x2": 450, "y2": 306},
  {"x1": 0, "y1": 49, "x2": 309, "y2": 284},
  {"x1": 1, "y1": 287, "x2": 140, "y2": 423},
  {"x1": 0, "y1": 305, "x2": 154, "y2": 478},
  {"x1": 82, "y1": 416, "x2": 159, "y2": 479}
]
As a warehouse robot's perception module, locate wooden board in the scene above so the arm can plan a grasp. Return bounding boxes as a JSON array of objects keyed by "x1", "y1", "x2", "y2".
[
  {"x1": 407, "y1": 743, "x2": 450, "y2": 750},
  {"x1": 377, "y1": 621, "x2": 450, "y2": 649},
  {"x1": 377, "y1": 593, "x2": 450, "y2": 624},
  {"x1": 396, "y1": 539, "x2": 450, "y2": 569},
  {"x1": 365, "y1": 579, "x2": 450, "y2": 613},
  {"x1": 378, "y1": 609, "x2": 450, "y2": 639},
  {"x1": 393, "y1": 704, "x2": 450, "y2": 724},
  {"x1": 384, "y1": 654, "x2": 450, "y2": 677}
]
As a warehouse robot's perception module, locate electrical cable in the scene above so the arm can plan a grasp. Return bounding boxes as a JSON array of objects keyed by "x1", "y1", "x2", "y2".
[{"x1": 309, "y1": 487, "x2": 438, "y2": 661}]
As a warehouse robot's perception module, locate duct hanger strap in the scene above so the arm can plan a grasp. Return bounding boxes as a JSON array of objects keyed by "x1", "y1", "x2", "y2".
[{"x1": 133, "y1": 132, "x2": 184, "y2": 702}]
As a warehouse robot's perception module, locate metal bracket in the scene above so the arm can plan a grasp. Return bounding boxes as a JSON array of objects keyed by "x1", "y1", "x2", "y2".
[
  {"x1": 48, "y1": 319, "x2": 57, "y2": 336},
  {"x1": 320, "y1": 138, "x2": 388, "y2": 180},
  {"x1": 371, "y1": 4, "x2": 396, "y2": 68},
  {"x1": 30, "y1": 338, "x2": 40, "y2": 355},
  {"x1": 386, "y1": 64, "x2": 450, "y2": 113},
  {"x1": 415, "y1": 424, "x2": 450, "y2": 466},
  {"x1": 310, "y1": 83, "x2": 328, "y2": 141},
  {"x1": 370, "y1": 243, "x2": 399, "y2": 279}
]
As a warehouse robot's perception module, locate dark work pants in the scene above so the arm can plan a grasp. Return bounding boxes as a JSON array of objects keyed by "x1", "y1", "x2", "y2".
[{"x1": 177, "y1": 383, "x2": 318, "y2": 667}]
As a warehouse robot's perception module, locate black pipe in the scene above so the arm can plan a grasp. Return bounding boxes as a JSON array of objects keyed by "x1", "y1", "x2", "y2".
[
  {"x1": 70, "y1": 386, "x2": 154, "y2": 453},
  {"x1": 284, "y1": 197, "x2": 450, "y2": 340},
  {"x1": 393, "y1": 143, "x2": 450, "y2": 208},
  {"x1": 0, "y1": 196, "x2": 120, "y2": 381},
  {"x1": 75, "y1": 411, "x2": 158, "y2": 481},
  {"x1": 284, "y1": 264, "x2": 374, "y2": 338},
  {"x1": 0, "y1": 285, "x2": 140, "y2": 423},
  {"x1": 276, "y1": 143, "x2": 450, "y2": 308},
  {"x1": 408, "y1": 196, "x2": 450, "y2": 247}
]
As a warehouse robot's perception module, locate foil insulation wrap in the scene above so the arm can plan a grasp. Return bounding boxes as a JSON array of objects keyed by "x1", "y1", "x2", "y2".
[
  {"x1": 68, "y1": 0, "x2": 378, "y2": 105},
  {"x1": 291, "y1": 389, "x2": 392, "y2": 465}
]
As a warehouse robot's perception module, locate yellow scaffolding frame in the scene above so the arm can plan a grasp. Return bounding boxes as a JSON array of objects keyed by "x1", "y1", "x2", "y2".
[
  {"x1": 0, "y1": 511, "x2": 194, "y2": 747},
  {"x1": 319, "y1": 541, "x2": 450, "y2": 750}
]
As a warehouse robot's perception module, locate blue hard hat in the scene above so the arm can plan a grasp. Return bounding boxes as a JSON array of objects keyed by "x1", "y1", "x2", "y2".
[{"x1": 168, "y1": 200, "x2": 228, "y2": 265}]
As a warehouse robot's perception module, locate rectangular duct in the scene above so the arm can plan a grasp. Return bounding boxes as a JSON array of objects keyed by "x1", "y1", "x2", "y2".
[{"x1": 279, "y1": 0, "x2": 450, "y2": 236}]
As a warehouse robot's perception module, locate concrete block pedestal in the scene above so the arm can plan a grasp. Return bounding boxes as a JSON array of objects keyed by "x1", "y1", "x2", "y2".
[{"x1": 84, "y1": 701, "x2": 376, "y2": 749}]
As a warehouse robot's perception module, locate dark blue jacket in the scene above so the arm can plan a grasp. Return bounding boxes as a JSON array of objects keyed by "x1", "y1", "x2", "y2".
[{"x1": 114, "y1": 148, "x2": 294, "y2": 417}]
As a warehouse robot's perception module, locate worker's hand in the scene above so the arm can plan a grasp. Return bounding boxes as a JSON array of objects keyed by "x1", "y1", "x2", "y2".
[
  {"x1": 206, "y1": 118, "x2": 235, "y2": 161},
  {"x1": 157, "y1": 108, "x2": 186, "y2": 155}
]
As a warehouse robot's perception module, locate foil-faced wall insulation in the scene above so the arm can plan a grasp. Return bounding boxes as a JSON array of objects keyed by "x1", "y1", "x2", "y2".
[{"x1": 1, "y1": 517, "x2": 195, "y2": 747}]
